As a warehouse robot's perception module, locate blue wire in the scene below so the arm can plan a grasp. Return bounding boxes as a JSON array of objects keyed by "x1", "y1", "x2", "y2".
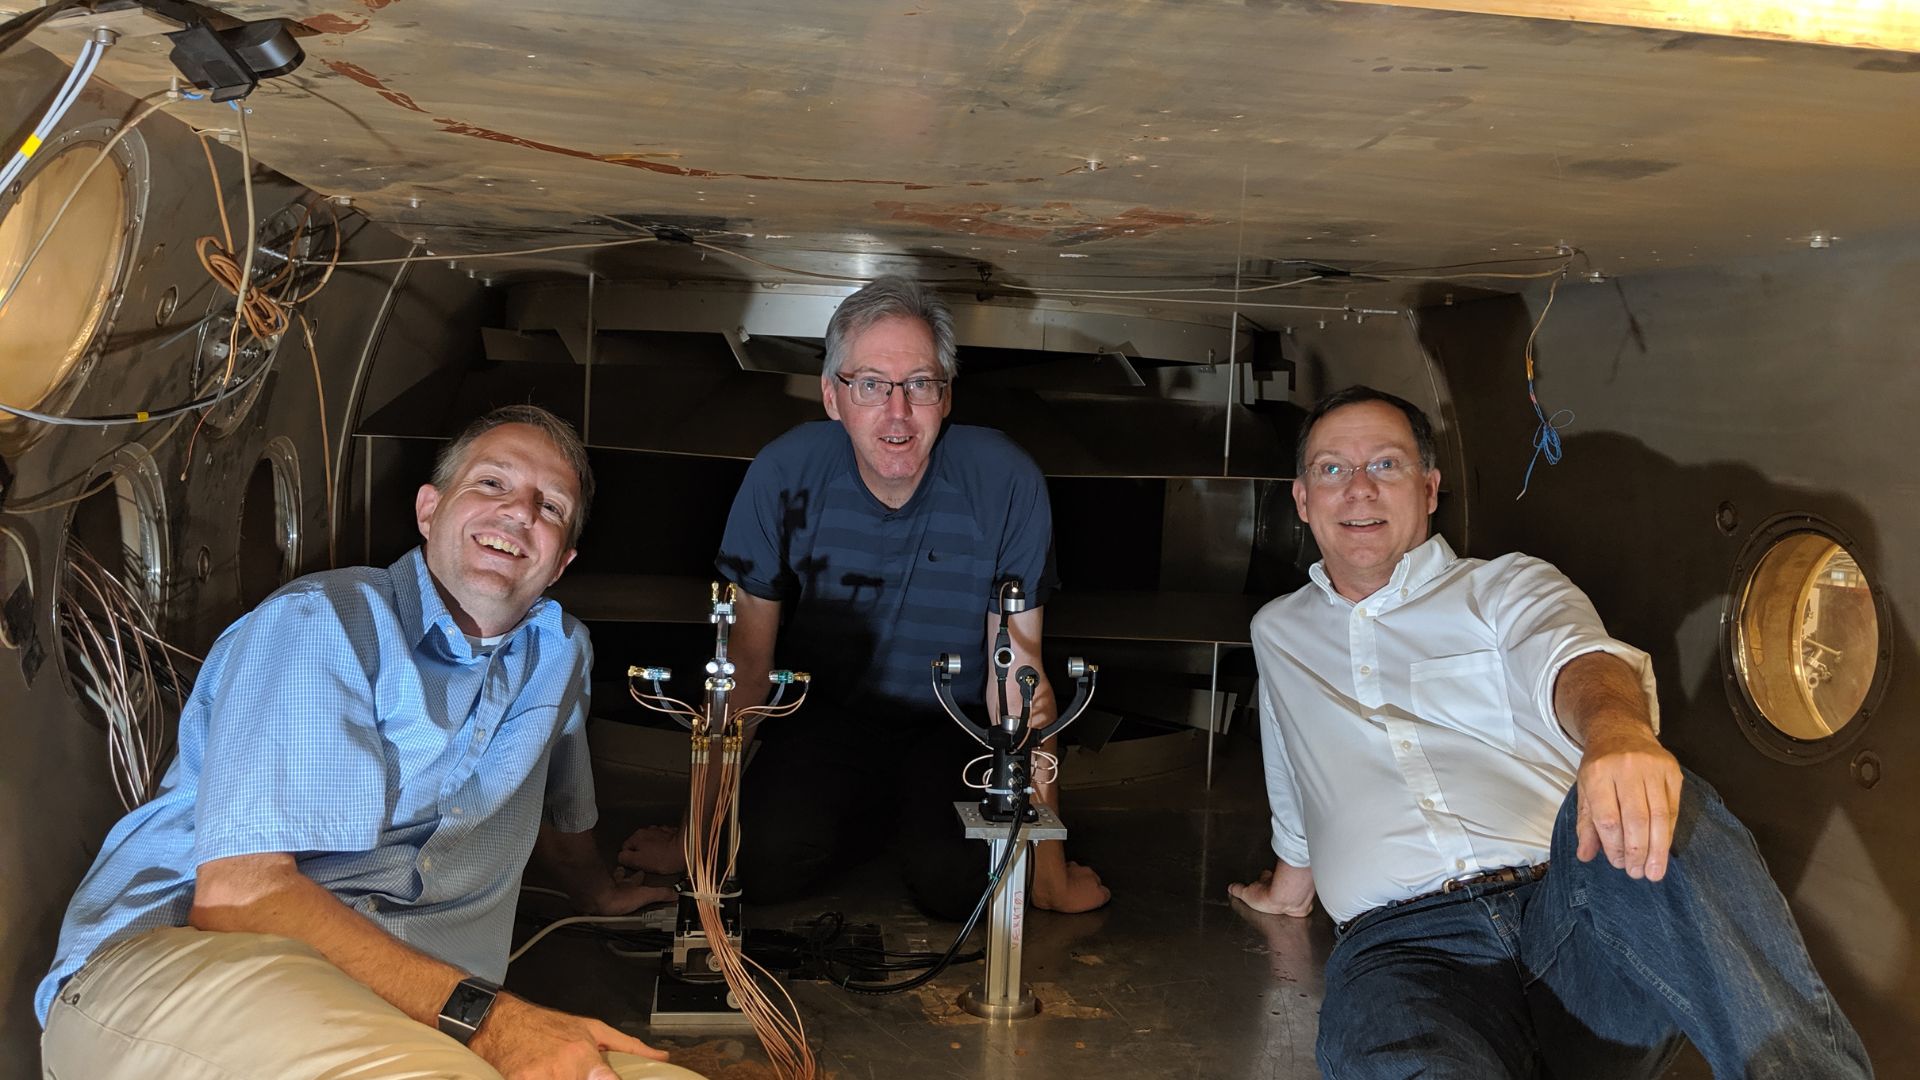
[{"x1": 1517, "y1": 398, "x2": 1574, "y2": 500}]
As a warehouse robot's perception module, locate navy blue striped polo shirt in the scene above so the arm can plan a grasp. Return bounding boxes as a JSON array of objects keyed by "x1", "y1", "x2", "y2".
[{"x1": 717, "y1": 420, "x2": 1056, "y2": 737}]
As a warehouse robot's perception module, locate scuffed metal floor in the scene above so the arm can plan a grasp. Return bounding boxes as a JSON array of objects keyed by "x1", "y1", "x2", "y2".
[{"x1": 512, "y1": 740, "x2": 1706, "y2": 1079}]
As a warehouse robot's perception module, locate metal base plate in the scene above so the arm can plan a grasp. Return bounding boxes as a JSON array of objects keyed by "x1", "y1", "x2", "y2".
[
  {"x1": 649, "y1": 972, "x2": 756, "y2": 1032},
  {"x1": 954, "y1": 801, "x2": 1068, "y2": 841},
  {"x1": 958, "y1": 986, "x2": 1040, "y2": 1021}
]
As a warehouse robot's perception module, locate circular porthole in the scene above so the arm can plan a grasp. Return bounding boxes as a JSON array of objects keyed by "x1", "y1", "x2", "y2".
[
  {"x1": 1722, "y1": 514, "x2": 1889, "y2": 764},
  {"x1": 64, "y1": 443, "x2": 171, "y2": 617},
  {"x1": 237, "y1": 437, "x2": 303, "y2": 607},
  {"x1": 0, "y1": 122, "x2": 148, "y2": 452}
]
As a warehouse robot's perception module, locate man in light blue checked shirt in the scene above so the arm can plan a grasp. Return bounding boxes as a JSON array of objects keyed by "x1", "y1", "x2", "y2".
[{"x1": 37, "y1": 405, "x2": 704, "y2": 1080}]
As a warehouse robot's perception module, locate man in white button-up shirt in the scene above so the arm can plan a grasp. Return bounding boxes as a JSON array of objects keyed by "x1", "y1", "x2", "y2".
[{"x1": 1232, "y1": 387, "x2": 1869, "y2": 1078}]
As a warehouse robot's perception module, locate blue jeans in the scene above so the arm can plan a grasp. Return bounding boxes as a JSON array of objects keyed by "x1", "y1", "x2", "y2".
[{"x1": 1315, "y1": 769, "x2": 1871, "y2": 1079}]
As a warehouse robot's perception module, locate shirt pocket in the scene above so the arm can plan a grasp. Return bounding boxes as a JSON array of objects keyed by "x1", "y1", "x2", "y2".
[{"x1": 1407, "y1": 650, "x2": 1516, "y2": 751}]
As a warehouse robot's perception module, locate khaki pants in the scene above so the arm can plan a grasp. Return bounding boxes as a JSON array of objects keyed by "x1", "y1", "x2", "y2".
[{"x1": 42, "y1": 927, "x2": 705, "y2": 1079}]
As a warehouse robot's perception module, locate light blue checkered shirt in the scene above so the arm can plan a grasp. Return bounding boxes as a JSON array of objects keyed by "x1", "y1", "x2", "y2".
[{"x1": 35, "y1": 547, "x2": 597, "y2": 1025}]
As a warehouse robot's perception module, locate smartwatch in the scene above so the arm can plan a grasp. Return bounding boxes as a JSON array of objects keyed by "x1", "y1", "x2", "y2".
[{"x1": 437, "y1": 976, "x2": 501, "y2": 1045}]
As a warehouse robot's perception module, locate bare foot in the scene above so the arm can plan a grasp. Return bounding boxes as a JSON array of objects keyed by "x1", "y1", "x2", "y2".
[
  {"x1": 618, "y1": 824, "x2": 687, "y2": 875},
  {"x1": 1032, "y1": 860, "x2": 1111, "y2": 913}
]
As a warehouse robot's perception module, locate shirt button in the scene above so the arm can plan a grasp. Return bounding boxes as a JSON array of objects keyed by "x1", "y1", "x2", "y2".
[
  {"x1": 1359, "y1": 665, "x2": 1372, "y2": 676},
  {"x1": 450, "y1": 806, "x2": 463, "y2": 816},
  {"x1": 1420, "y1": 797, "x2": 1434, "y2": 809},
  {"x1": 422, "y1": 856, "x2": 433, "y2": 872},
  {"x1": 1399, "y1": 740, "x2": 1412, "y2": 751},
  {"x1": 1400, "y1": 588, "x2": 1409, "y2": 599},
  {"x1": 1455, "y1": 859, "x2": 1468, "y2": 871}
]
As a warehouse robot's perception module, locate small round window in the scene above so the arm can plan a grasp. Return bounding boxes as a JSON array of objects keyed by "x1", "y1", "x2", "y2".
[{"x1": 1725, "y1": 516, "x2": 1889, "y2": 763}]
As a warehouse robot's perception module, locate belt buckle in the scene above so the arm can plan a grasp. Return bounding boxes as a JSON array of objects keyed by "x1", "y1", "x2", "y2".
[{"x1": 1440, "y1": 864, "x2": 1531, "y2": 894}]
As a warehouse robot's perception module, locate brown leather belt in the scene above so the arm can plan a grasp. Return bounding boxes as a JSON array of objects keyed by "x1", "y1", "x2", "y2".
[
  {"x1": 1438, "y1": 863, "x2": 1548, "y2": 895},
  {"x1": 1339, "y1": 864, "x2": 1548, "y2": 935}
]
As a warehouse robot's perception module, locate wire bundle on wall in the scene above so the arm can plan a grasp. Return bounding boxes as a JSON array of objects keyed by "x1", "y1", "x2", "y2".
[{"x1": 57, "y1": 535, "x2": 198, "y2": 810}]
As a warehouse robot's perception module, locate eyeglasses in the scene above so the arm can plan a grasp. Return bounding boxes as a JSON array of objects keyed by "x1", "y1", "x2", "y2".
[
  {"x1": 834, "y1": 373, "x2": 950, "y2": 407},
  {"x1": 1304, "y1": 456, "x2": 1421, "y2": 488}
]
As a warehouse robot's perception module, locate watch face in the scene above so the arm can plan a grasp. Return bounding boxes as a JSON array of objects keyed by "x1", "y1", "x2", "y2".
[{"x1": 441, "y1": 978, "x2": 500, "y2": 1041}]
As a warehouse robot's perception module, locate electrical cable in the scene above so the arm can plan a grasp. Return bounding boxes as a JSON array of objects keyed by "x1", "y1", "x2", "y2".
[
  {"x1": 800, "y1": 912, "x2": 984, "y2": 975},
  {"x1": 0, "y1": 32, "x2": 107, "y2": 193},
  {"x1": 0, "y1": 414, "x2": 188, "y2": 515},
  {"x1": 1515, "y1": 272, "x2": 1571, "y2": 500},
  {"x1": 180, "y1": 101, "x2": 260, "y2": 478},
  {"x1": 296, "y1": 313, "x2": 336, "y2": 567},
  {"x1": 0, "y1": 337, "x2": 282, "y2": 426},
  {"x1": 508, "y1": 912, "x2": 662, "y2": 965},
  {"x1": 827, "y1": 806, "x2": 1024, "y2": 996},
  {"x1": 58, "y1": 536, "x2": 195, "y2": 810},
  {"x1": 320, "y1": 234, "x2": 657, "y2": 268},
  {"x1": 0, "y1": 0, "x2": 85, "y2": 59},
  {"x1": 0, "y1": 91, "x2": 180, "y2": 322}
]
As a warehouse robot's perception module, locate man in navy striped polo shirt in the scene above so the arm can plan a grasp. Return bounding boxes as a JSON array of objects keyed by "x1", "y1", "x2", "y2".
[{"x1": 621, "y1": 276, "x2": 1108, "y2": 919}]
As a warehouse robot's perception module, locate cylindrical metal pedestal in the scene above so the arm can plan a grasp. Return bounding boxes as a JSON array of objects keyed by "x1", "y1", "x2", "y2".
[{"x1": 954, "y1": 802, "x2": 1067, "y2": 1022}]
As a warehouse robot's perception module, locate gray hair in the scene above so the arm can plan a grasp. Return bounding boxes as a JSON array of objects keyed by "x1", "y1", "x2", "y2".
[
  {"x1": 822, "y1": 275, "x2": 958, "y2": 380},
  {"x1": 432, "y1": 404, "x2": 594, "y2": 547}
]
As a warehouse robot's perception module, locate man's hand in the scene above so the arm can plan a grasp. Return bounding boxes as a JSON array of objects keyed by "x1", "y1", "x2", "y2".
[
  {"x1": 469, "y1": 994, "x2": 667, "y2": 1080},
  {"x1": 616, "y1": 823, "x2": 688, "y2": 876},
  {"x1": 1575, "y1": 722, "x2": 1684, "y2": 881},
  {"x1": 1228, "y1": 860, "x2": 1315, "y2": 917}
]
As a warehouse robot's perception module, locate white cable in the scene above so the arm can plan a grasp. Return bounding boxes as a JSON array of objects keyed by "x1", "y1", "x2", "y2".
[
  {"x1": 962, "y1": 754, "x2": 993, "y2": 790},
  {"x1": 0, "y1": 524, "x2": 32, "y2": 602},
  {"x1": 507, "y1": 913, "x2": 656, "y2": 965},
  {"x1": 322, "y1": 234, "x2": 657, "y2": 268},
  {"x1": 0, "y1": 36, "x2": 104, "y2": 192},
  {"x1": 222, "y1": 103, "x2": 258, "y2": 385},
  {"x1": 0, "y1": 93, "x2": 179, "y2": 320}
]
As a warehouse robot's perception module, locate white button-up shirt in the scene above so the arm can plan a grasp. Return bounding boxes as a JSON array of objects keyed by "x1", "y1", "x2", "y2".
[{"x1": 1251, "y1": 535, "x2": 1658, "y2": 924}]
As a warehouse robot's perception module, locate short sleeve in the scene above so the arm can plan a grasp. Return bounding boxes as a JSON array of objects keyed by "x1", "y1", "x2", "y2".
[
  {"x1": 543, "y1": 636, "x2": 598, "y2": 832},
  {"x1": 1256, "y1": 683, "x2": 1312, "y2": 867},
  {"x1": 1487, "y1": 555, "x2": 1661, "y2": 751},
  {"x1": 991, "y1": 449, "x2": 1058, "y2": 610},
  {"x1": 716, "y1": 451, "x2": 795, "y2": 602},
  {"x1": 191, "y1": 590, "x2": 388, "y2": 866}
]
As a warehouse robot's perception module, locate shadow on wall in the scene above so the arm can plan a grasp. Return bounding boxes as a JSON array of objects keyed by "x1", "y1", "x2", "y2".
[{"x1": 1417, "y1": 294, "x2": 1919, "y2": 1066}]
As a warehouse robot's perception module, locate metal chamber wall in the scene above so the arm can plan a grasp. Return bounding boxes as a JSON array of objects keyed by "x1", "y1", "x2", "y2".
[{"x1": 1424, "y1": 235, "x2": 1920, "y2": 1064}]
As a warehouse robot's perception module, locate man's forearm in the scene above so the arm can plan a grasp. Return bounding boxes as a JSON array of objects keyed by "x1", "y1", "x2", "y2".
[
  {"x1": 190, "y1": 854, "x2": 462, "y2": 1027},
  {"x1": 533, "y1": 823, "x2": 616, "y2": 910},
  {"x1": 1554, "y1": 651, "x2": 1655, "y2": 746}
]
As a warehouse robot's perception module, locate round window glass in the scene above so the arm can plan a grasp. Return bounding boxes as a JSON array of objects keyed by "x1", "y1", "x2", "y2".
[
  {"x1": 1731, "y1": 530, "x2": 1881, "y2": 746},
  {"x1": 0, "y1": 146, "x2": 130, "y2": 418}
]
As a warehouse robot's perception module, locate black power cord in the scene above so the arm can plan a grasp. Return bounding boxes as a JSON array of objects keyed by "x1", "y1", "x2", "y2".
[
  {"x1": 826, "y1": 794, "x2": 1028, "y2": 996},
  {"x1": 0, "y1": 0, "x2": 87, "y2": 58}
]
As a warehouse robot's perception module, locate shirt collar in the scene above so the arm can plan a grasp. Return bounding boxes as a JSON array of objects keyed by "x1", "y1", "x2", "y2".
[
  {"x1": 392, "y1": 546, "x2": 561, "y2": 658},
  {"x1": 1307, "y1": 534, "x2": 1458, "y2": 609}
]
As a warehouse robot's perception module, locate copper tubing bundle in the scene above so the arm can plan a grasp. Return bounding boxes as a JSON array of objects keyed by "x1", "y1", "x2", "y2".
[{"x1": 630, "y1": 657, "x2": 815, "y2": 1079}]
